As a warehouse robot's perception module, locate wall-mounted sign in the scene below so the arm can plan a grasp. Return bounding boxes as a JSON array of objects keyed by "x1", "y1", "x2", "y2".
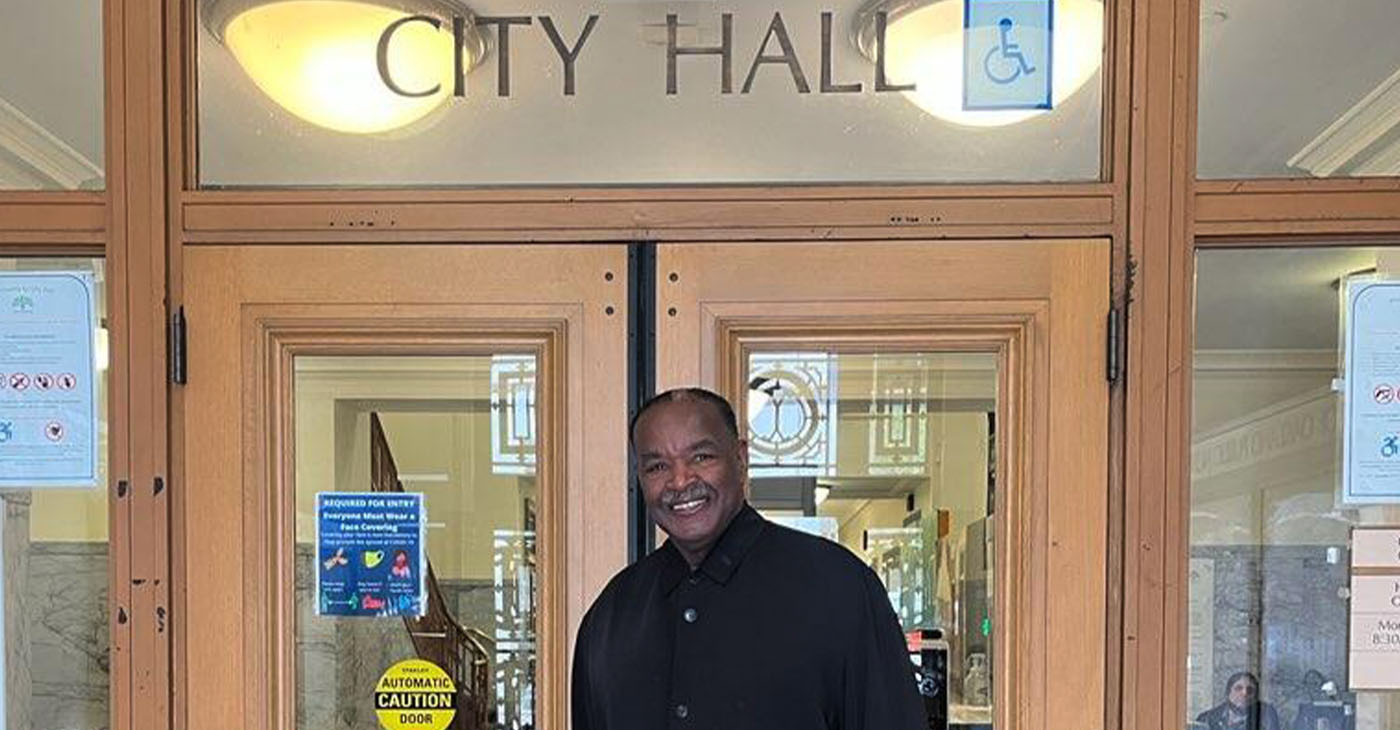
[
  {"x1": 0, "y1": 272, "x2": 99, "y2": 488},
  {"x1": 374, "y1": 11, "x2": 919, "y2": 101},
  {"x1": 1342, "y1": 279, "x2": 1400, "y2": 504},
  {"x1": 1348, "y1": 575, "x2": 1400, "y2": 690},
  {"x1": 1353, "y1": 527, "x2": 1400, "y2": 569},
  {"x1": 963, "y1": 0, "x2": 1053, "y2": 111},
  {"x1": 316, "y1": 492, "x2": 426, "y2": 617}
]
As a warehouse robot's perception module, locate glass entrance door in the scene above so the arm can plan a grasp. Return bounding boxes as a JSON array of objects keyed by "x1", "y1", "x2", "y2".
[
  {"x1": 656, "y1": 239, "x2": 1111, "y2": 730},
  {"x1": 177, "y1": 239, "x2": 1109, "y2": 730},
  {"x1": 178, "y1": 244, "x2": 628, "y2": 730}
]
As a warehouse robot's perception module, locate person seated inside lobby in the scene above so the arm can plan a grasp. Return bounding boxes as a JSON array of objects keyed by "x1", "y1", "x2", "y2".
[{"x1": 1195, "y1": 672, "x2": 1281, "y2": 730}]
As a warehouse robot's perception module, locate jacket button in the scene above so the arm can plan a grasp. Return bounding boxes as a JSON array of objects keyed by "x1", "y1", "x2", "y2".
[
  {"x1": 675, "y1": 704, "x2": 689, "y2": 719},
  {"x1": 683, "y1": 608, "x2": 698, "y2": 623}
]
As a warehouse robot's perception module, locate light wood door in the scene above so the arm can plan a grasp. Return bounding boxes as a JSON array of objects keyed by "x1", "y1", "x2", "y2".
[
  {"x1": 178, "y1": 245, "x2": 628, "y2": 730},
  {"x1": 656, "y1": 239, "x2": 1110, "y2": 730}
]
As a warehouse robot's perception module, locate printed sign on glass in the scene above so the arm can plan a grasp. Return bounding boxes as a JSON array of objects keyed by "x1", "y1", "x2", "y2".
[
  {"x1": 316, "y1": 492, "x2": 427, "y2": 617},
  {"x1": 963, "y1": 0, "x2": 1053, "y2": 110},
  {"x1": 1353, "y1": 527, "x2": 1400, "y2": 569},
  {"x1": 0, "y1": 273, "x2": 99, "y2": 488},
  {"x1": 1343, "y1": 279, "x2": 1400, "y2": 504},
  {"x1": 1348, "y1": 575, "x2": 1400, "y2": 690}
]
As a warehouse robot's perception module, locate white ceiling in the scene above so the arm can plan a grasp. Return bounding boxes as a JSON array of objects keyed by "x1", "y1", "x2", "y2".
[
  {"x1": 1197, "y1": 0, "x2": 1400, "y2": 179},
  {"x1": 1194, "y1": 247, "x2": 1381, "y2": 352},
  {"x1": 0, "y1": 0, "x2": 104, "y2": 187}
]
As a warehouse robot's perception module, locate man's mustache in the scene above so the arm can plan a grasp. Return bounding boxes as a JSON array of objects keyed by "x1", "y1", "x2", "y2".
[{"x1": 661, "y1": 482, "x2": 713, "y2": 507}]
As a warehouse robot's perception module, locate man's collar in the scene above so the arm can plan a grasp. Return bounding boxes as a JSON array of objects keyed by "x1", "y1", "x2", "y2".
[{"x1": 659, "y1": 503, "x2": 767, "y2": 593}]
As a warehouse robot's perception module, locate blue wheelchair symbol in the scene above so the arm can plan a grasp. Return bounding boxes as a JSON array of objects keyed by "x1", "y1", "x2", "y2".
[
  {"x1": 1383, "y1": 435, "x2": 1399, "y2": 458},
  {"x1": 0, "y1": 421, "x2": 11, "y2": 443},
  {"x1": 984, "y1": 17, "x2": 1037, "y2": 85}
]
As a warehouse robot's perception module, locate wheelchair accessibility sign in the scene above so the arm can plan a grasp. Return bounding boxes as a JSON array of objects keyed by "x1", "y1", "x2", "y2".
[{"x1": 963, "y1": 0, "x2": 1053, "y2": 111}]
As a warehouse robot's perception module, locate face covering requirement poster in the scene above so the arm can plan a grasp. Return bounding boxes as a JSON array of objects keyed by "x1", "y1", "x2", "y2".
[{"x1": 316, "y1": 492, "x2": 427, "y2": 617}]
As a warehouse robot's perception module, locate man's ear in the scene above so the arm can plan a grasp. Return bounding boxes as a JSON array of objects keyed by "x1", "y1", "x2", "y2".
[{"x1": 736, "y1": 438, "x2": 749, "y2": 468}]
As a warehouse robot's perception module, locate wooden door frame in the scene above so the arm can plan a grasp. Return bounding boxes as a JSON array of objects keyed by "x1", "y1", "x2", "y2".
[{"x1": 3, "y1": 0, "x2": 1400, "y2": 727}]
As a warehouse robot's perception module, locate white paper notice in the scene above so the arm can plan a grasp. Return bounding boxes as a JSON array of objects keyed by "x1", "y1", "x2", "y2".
[
  {"x1": 1343, "y1": 279, "x2": 1400, "y2": 503},
  {"x1": 1348, "y1": 575, "x2": 1400, "y2": 690},
  {"x1": 0, "y1": 273, "x2": 99, "y2": 488}
]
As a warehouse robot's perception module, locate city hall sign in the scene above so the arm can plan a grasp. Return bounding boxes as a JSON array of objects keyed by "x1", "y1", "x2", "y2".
[{"x1": 375, "y1": 12, "x2": 917, "y2": 99}]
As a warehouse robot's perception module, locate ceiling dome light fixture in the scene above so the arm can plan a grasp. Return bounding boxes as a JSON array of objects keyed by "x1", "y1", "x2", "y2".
[
  {"x1": 203, "y1": 0, "x2": 488, "y2": 134},
  {"x1": 854, "y1": 0, "x2": 1103, "y2": 127}
]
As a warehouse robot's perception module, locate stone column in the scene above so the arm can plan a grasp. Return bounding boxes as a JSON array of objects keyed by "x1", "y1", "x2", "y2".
[{"x1": 2, "y1": 489, "x2": 33, "y2": 730}]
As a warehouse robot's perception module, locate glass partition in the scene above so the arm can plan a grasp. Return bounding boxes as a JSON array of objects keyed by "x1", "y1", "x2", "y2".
[
  {"x1": 1198, "y1": 1, "x2": 1400, "y2": 179},
  {"x1": 745, "y1": 350, "x2": 997, "y2": 728},
  {"x1": 294, "y1": 354, "x2": 538, "y2": 730},
  {"x1": 0, "y1": 257, "x2": 109, "y2": 729},
  {"x1": 1190, "y1": 247, "x2": 1400, "y2": 730},
  {"x1": 0, "y1": 0, "x2": 104, "y2": 190},
  {"x1": 197, "y1": 0, "x2": 1105, "y2": 186}
]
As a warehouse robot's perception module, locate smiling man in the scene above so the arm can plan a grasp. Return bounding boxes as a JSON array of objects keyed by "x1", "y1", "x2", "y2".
[{"x1": 571, "y1": 387, "x2": 926, "y2": 730}]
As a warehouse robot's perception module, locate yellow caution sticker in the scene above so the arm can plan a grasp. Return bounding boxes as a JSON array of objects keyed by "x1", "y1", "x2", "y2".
[{"x1": 374, "y1": 658, "x2": 457, "y2": 730}]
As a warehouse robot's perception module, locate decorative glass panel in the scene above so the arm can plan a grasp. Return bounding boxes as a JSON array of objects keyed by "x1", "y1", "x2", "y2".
[
  {"x1": 746, "y1": 352, "x2": 839, "y2": 477},
  {"x1": 491, "y1": 355, "x2": 536, "y2": 476},
  {"x1": 491, "y1": 522, "x2": 535, "y2": 727},
  {"x1": 868, "y1": 354, "x2": 931, "y2": 476}
]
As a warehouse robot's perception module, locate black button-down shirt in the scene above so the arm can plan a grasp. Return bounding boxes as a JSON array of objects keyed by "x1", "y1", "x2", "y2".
[{"x1": 572, "y1": 504, "x2": 926, "y2": 730}]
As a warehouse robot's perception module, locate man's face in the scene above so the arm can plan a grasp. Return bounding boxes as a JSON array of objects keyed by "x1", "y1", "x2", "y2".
[
  {"x1": 1228, "y1": 677, "x2": 1256, "y2": 708},
  {"x1": 633, "y1": 397, "x2": 749, "y2": 565}
]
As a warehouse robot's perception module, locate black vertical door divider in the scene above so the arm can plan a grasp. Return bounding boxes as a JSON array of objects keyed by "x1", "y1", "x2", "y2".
[{"x1": 627, "y1": 242, "x2": 658, "y2": 563}]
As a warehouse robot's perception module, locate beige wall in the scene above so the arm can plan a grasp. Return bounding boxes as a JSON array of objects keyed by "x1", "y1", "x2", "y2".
[
  {"x1": 29, "y1": 490, "x2": 107, "y2": 541},
  {"x1": 921, "y1": 411, "x2": 990, "y2": 533},
  {"x1": 836, "y1": 498, "x2": 907, "y2": 554}
]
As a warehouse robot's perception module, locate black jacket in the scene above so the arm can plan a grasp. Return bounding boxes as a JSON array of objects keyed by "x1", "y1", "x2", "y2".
[{"x1": 571, "y1": 504, "x2": 926, "y2": 730}]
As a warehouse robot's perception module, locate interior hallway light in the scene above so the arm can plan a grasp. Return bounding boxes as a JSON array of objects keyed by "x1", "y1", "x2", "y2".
[
  {"x1": 856, "y1": 0, "x2": 1103, "y2": 127},
  {"x1": 203, "y1": 0, "x2": 487, "y2": 134}
]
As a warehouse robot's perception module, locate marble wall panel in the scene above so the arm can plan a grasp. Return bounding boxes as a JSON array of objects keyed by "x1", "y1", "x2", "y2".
[{"x1": 24, "y1": 541, "x2": 109, "y2": 730}]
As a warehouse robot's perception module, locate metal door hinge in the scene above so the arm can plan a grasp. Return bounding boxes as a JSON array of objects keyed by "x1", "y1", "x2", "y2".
[
  {"x1": 1107, "y1": 307, "x2": 1122, "y2": 384},
  {"x1": 169, "y1": 307, "x2": 187, "y2": 385}
]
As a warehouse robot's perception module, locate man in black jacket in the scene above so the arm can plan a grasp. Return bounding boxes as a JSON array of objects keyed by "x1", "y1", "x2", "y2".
[{"x1": 571, "y1": 387, "x2": 926, "y2": 730}]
